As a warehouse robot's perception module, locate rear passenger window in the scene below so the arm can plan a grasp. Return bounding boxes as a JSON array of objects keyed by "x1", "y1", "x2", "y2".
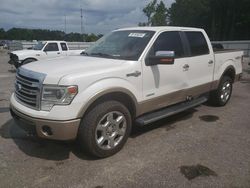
[
  {"x1": 185, "y1": 32, "x2": 209, "y2": 56},
  {"x1": 150, "y1": 31, "x2": 184, "y2": 58},
  {"x1": 60, "y1": 43, "x2": 68, "y2": 51}
]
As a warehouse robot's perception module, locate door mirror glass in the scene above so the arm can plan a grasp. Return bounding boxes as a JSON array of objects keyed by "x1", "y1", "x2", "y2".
[{"x1": 146, "y1": 50, "x2": 175, "y2": 66}]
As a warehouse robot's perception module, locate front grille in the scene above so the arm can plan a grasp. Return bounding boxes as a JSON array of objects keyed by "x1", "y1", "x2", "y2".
[
  {"x1": 14, "y1": 68, "x2": 46, "y2": 110},
  {"x1": 10, "y1": 53, "x2": 18, "y2": 62}
]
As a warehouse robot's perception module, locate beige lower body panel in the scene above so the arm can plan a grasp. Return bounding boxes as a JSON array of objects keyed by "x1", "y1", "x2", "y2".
[
  {"x1": 137, "y1": 82, "x2": 213, "y2": 116},
  {"x1": 10, "y1": 105, "x2": 80, "y2": 140}
]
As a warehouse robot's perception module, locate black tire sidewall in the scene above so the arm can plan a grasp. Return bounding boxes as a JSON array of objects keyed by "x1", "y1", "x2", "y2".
[{"x1": 78, "y1": 101, "x2": 132, "y2": 158}]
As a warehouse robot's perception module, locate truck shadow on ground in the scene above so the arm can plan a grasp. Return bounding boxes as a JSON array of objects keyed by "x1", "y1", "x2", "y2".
[
  {"x1": 0, "y1": 108, "x2": 197, "y2": 161},
  {"x1": 130, "y1": 108, "x2": 197, "y2": 138},
  {"x1": 0, "y1": 119, "x2": 95, "y2": 161}
]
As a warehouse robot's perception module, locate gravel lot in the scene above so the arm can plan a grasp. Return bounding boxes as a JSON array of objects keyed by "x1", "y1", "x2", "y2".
[{"x1": 0, "y1": 50, "x2": 250, "y2": 188}]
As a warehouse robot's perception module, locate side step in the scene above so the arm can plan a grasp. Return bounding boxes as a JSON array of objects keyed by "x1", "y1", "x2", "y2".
[{"x1": 136, "y1": 96, "x2": 208, "y2": 126}]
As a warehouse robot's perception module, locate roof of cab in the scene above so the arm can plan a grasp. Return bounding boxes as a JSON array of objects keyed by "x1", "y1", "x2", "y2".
[
  {"x1": 116, "y1": 26, "x2": 204, "y2": 32},
  {"x1": 41, "y1": 41, "x2": 67, "y2": 43}
]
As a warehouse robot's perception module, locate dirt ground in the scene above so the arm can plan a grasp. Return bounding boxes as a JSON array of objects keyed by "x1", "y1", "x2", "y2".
[{"x1": 0, "y1": 50, "x2": 250, "y2": 188}]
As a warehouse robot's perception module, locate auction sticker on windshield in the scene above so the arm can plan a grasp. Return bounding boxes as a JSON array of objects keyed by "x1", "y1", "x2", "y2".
[{"x1": 128, "y1": 33, "x2": 146, "y2": 38}]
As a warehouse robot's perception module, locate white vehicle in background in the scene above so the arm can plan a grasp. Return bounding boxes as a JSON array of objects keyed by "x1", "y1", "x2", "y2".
[{"x1": 8, "y1": 41, "x2": 84, "y2": 68}]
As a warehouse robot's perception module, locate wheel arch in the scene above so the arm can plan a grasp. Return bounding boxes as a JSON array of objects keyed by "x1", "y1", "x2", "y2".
[
  {"x1": 22, "y1": 57, "x2": 38, "y2": 64},
  {"x1": 221, "y1": 65, "x2": 236, "y2": 83},
  {"x1": 77, "y1": 88, "x2": 139, "y2": 119}
]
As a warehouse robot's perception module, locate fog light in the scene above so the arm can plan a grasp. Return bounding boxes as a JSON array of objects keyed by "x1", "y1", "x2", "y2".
[{"x1": 42, "y1": 126, "x2": 53, "y2": 136}]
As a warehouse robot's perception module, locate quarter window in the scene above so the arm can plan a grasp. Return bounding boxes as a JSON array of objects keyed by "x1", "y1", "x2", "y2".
[
  {"x1": 60, "y1": 43, "x2": 68, "y2": 51},
  {"x1": 44, "y1": 43, "x2": 59, "y2": 51},
  {"x1": 150, "y1": 31, "x2": 185, "y2": 58},
  {"x1": 185, "y1": 32, "x2": 209, "y2": 56}
]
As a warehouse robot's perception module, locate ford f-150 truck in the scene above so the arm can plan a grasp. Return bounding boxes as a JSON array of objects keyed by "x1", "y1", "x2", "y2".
[
  {"x1": 10, "y1": 27, "x2": 243, "y2": 158},
  {"x1": 8, "y1": 41, "x2": 83, "y2": 68}
]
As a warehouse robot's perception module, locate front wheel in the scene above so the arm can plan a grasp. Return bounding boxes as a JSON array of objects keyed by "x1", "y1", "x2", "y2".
[
  {"x1": 78, "y1": 100, "x2": 132, "y2": 158},
  {"x1": 209, "y1": 76, "x2": 233, "y2": 106},
  {"x1": 22, "y1": 58, "x2": 36, "y2": 66}
]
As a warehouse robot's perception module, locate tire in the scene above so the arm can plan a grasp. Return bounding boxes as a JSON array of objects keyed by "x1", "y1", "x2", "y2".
[
  {"x1": 209, "y1": 76, "x2": 233, "y2": 106},
  {"x1": 21, "y1": 58, "x2": 36, "y2": 66},
  {"x1": 78, "y1": 100, "x2": 132, "y2": 158}
]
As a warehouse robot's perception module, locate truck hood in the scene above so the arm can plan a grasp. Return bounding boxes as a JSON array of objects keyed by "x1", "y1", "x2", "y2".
[
  {"x1": 12, "y1": 49, "x2": 39, "y2": 59},
  {"x1": 22, "y1": 56, "x2": 125, "y2": 84}
]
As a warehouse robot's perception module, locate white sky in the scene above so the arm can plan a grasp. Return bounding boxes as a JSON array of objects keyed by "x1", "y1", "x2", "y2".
[{"x1": 0, "y1": 0, "x2": 174, "y2": 34}]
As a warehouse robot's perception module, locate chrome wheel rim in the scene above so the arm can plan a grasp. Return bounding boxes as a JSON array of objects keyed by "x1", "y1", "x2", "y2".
[
  {"x1": 95, "y1": 111, "x2": 127, "y2": 150},
  {"x1": 220, "y1": 81, "x2": 231, "y2": 103}
]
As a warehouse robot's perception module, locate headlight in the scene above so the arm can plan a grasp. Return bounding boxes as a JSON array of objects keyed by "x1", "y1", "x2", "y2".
[{"x1": 41, "y1": 85, "x2": 78, "y2": 111}]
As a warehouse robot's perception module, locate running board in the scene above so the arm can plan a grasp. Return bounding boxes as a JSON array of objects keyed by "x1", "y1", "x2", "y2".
[{"x1": 136, "y1": 96, "x2": 208, "y2": 126}]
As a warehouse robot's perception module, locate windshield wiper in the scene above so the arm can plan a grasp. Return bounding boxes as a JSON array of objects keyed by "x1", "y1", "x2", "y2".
[{"x1": 90, "y1": 52, "x2": 114, "y2": 58}]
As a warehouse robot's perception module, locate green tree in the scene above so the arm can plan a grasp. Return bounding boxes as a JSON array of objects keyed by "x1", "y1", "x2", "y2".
[
  {"x1": 140, "y1": 0, "x2": 168, "y2": 26},
  {"x1": 169, "y1": 0, "x2": 250, "y2": 40},
  {"x1": 0, "y1": 28, "x2": 6, "y2": 39},
  {"x1": 151, "y1": 1, "x2": 168, "y2": 26},
  {"x1": 143, "y1": 0, "x2": 157, "y2": 25}
]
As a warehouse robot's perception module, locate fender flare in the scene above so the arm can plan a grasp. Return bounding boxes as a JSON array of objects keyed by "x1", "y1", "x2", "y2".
[{"x1": 77, "y1": 87, "x2": 139, "y2": 118}]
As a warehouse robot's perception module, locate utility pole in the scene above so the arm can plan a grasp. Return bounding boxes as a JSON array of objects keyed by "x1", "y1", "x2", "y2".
[
  {"x1": 80, "y1": 7, "x2": 84, "y2": 41},
  {"x1": 64, "y1": 15, "x2": 67, "y2": 34}
]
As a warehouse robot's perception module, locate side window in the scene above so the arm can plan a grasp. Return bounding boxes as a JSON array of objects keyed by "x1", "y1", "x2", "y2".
[
  {"x1": 185, "y1": 32, "x2": 209, "y2": 56},
  {"x1": 44, "y1": 43, "x2": 59, "y2": 51},
  {"x1": 150, "y1": 31, "x2": 184, "y2": 58},
  {"x1": 60, "y1": 43, "x2": 68, "y2": 51}
]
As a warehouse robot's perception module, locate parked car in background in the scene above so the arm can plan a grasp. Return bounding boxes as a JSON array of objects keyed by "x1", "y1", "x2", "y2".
[
  {"x1": 10, "y1": 27, "x2": 243, "y2": 158},
  {"x1": 8, "y1": 41, "x2": 84, "y2": 68}
]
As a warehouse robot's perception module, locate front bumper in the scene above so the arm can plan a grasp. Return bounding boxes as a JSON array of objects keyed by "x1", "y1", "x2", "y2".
[{"x1": 10, "y1": 105, "x2": 81, "y2": 140}]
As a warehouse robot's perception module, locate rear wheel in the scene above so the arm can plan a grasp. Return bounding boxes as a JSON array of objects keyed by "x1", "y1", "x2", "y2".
[
  {"x1": 78, "y1": 100, "x2": 132, "y2": 158},
  {"x1": 209, "y1": 76, "x2": 233, "y2": 106}
]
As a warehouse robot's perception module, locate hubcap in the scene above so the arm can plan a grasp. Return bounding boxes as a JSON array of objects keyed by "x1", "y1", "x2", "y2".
[
  {"x1": 220, "y1": 81, "x2": 231, "y2": 103},
  {"x1": 95, "y1": 111, "x2": 127, "y2": 150}
]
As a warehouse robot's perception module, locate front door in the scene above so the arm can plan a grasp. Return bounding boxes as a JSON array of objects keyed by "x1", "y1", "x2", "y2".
[
  {"x1": 43, "y1": 42, "x2": 61, "y2": 59},
  {"x1": 141, "y1": 31, "x2": 189, "y2": 112}
]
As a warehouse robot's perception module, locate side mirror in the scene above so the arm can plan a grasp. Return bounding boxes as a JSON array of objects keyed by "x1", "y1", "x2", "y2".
[{"x1": 146, "y1": 51, "x2": 175, "y2": 66}]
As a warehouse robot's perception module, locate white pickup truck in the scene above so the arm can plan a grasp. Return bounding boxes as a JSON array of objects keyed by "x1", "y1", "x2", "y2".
[
  {"x1": 8, "y1": 41, "x2": 83, "y2": 68},
  {"x1": 10, "y1": 27, "x2": 243, "y2": 158}
]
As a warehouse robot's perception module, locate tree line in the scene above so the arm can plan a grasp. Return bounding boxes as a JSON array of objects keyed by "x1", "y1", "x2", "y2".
[
  {"x1": 0, "y1": 28, "x2": 103, "y2": 42},
  {"x1": 140, "y1": 0, "x2": 250, "y2": 40}
]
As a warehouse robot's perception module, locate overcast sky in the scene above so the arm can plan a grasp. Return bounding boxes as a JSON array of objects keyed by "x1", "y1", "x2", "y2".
[{"x1": 0, "y1": 0, "x2": 174, "y2": 34}]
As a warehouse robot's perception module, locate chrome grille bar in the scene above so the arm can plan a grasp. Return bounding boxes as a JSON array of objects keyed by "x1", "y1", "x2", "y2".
[{"x1": 14, "y1": 67, "x2": 46, "y2": 110}]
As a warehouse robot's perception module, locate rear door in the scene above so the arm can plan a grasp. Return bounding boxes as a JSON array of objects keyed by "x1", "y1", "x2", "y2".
[
  {"x1": 142, "y1": 31, "x2": 189, "y2": 112},
  {"x1": 182, "y1": 31, "x2": 214, "y2": 97}
]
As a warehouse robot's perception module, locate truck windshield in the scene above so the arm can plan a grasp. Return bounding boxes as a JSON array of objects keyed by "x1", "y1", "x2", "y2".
[
  {"x1": 84, "y1": 30, "x2": 155, "y2": 60},
  {"x1": 34, "y1": 42, "x2": 46, "y2": 50}
]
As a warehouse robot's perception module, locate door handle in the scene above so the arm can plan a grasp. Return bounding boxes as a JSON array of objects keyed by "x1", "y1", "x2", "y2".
[
  {"x1": 126, "y1": 71, "x2": 141, "y2": 77},
  {"x1": 57, "y1": 52, "x2": 61, "y2": 54},
  {"x1": 208, "y1": 60, "x2": 214, "y2": 64},
  {"x1": 183, "y1": 64, "x2": 189, "y2": 70}
]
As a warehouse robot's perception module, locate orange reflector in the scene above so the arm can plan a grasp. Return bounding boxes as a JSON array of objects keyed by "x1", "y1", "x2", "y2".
[
  {"x1": 67, "y1": 86, "x2": 78, "y2": 94},
  {"x1": 160, "y1": 58, "x2": 173, "y2": 62}
]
